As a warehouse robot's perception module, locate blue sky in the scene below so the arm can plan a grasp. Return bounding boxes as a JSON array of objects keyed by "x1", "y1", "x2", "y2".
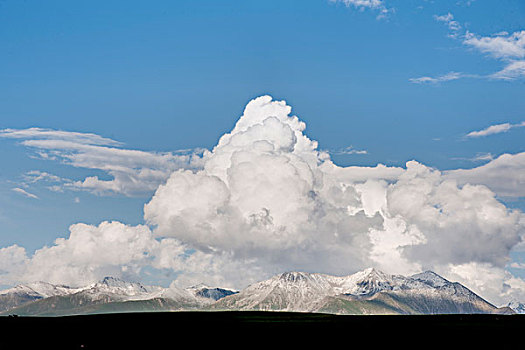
[{"x1": 1, "y1": 1, "x2": 525, "y2": 302}]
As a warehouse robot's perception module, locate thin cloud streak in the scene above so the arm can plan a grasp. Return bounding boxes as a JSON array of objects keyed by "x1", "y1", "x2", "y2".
[
  {"x1": 331, "y1": 146, "x2": 368, "y2": 155},
  {"x1": 11, "y1": 187, "x2": 39, "y2": 199},
  {"x1": 466, "y1": 121, "x2": 525, "y2": 138},
  {"x1": 409, "y1": 71, "x2": 467, "y2": 84}
]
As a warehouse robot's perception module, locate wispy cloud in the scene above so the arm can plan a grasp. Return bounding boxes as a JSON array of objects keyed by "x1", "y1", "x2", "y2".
[
  {"x1": 0, "y1": 128, "x2": 204, "y2": 197},
  {"x1": 466, "y1": 121, "x2": 525, "y2": 138},
  {"x1": 471, "y1": 152, "x2": 494, "y2": 162},
  {"x1": 410, "y1": 16, "x2": 525, "y2": 83},
  {"x1": 409, "y1": 71, "x2": 466, "y2": 84},
  {"x1": 330, "y1": 0, "x2": 391, "y2": 19},
  {"x1": 490, "y1": 60, "x2": 525, "y2": 80},
  {"x1": 451, "y1": 152, "x2": 494, "y2": 163},
  {"x1": 433, "y1": 12, "x2": 462, "y2": 37},
  {"x1": 11, "y1": 187, "x2": 39, "y2": 199},
  {"x1": 510, "y1": 262, "x2": 525, "y2": 270},
  {"x1": 463, "y1": 30, "x2": 525, "y2": 60},
  {"x1": 23, "y1": 170, "x2": 65, "y2": 184},
  {"x1": 331, "y1": 146, "x2": 368, "y2": 155},
  {"x1": 0, "y1": 127, "x2": 121, "y2": 146}
]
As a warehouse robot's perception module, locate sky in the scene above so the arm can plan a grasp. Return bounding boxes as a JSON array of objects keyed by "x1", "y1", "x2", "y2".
[{"x1": 0, "y1": 0, "x2": 525, "y2": 306}]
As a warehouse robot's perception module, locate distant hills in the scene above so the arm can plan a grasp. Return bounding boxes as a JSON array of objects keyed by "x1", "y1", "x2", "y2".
[{"x1": 1, "y1": 268, "x2": 520, "y2": 316}]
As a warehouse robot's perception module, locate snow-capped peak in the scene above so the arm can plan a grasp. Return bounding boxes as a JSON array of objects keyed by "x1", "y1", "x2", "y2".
[
  {"x1": 185, "y1": 283, "x2": 238, "y2": 301},
  {"x1": 0, "y1": 281, "x2": 81, "y2": 298},
  {"x1": 72, "y1": 277, "x2": 168, "y2": 302},
  {"x1": 411, "y1": 271, "x2": 450, "y2": 288},
  {"x1": 506, "y1": 301, "x2": 525, "y2": 314},
  {"x1": 95, "y1": 276, "x2": 149, "y2": 292},
  {"x1": 213, "y1": 267, "x2": 497, "y2": 313},
  {"x1": 279, "y1": 271, "x2": 312, "y2": 283}
]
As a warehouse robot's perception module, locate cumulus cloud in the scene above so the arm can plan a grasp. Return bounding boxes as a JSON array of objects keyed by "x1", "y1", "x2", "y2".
[
  {"x1": 0, "y1": 221, "x2": 262, "y2": 289},
  {"x1": 0, "y1": 222, "x2": 159, "y2": 286},
  {"x1": 442, "y1": 263, "x2": 525, "y2": 306},
  {"x1": 445, "y1": 152, "x2": 525, "y2": 198},
  {"x1": 0, "y1": 128, "x2": 204, "y2": 197},
  {"x1": 141, "y1": 96, "x2": 525, "y2": 303},
  {"x1": 0, "y1": 245, "x2": 28, "y2": 281},
  {"x1": 1, "y1": 96, "x2": 524, "y2": 305}
]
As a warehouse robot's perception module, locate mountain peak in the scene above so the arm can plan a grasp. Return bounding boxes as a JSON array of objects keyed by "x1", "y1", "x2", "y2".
[
  {"x1": 99, "y1": 276, "x2": 126, "y2": 285},
  {"x1": 279, "y1": 271, "x2": 311, "y2": 283},
  {"x1": 506, "y1": 301, "x2": 525, "y2": 314},
  {"x1": 91, "y1": 276, "x2": 151, "y2": 296},
  {"x1": 360, "y1": 267, "x2": 387, "y2": 277},
  {"x1": 97, "y1": 276, "x2": 144, "y2": 288},
  {"x1": 410, "y1": 271, "x2": 449, "y2": 288}
]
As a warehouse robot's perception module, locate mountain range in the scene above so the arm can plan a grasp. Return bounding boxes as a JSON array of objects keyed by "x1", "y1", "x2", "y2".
[{"x1": 1, "y1": 268, "x2": 520, "y2": 316}]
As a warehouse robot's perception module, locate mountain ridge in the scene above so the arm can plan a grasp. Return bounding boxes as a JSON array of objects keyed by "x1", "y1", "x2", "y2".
[{"x1": 0, "y1": 269, "x2": 518, "y2": 316}]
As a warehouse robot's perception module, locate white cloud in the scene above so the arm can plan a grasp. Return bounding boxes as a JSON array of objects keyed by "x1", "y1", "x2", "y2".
[
  {"x1": 331, "y1": 146, "x2": 368, "y2": 155},
  {"x1": 23, "y1": 170, "x2": 65, "y2": 184},
  {"x1": 464, "y1": 30, "x2": 525, "y2": 59},
  {"x1": 11, "y1": 187, "x2": 39, "y2": 199},
  {"x1": 434, "y1": 13, "x2": 461, "y2": 35},
  {"x1": 465, "y1": 121, "x2": 525, "y2": 138},
  {"x1": 510, "y1": 262, "x2": 525, "y2": 269},
  {"x1": 332, "y1": 0, "x2": 385, "y2": 9},
  {"x1": 0, "y1": 129, "x2": 204, "y2": 197},
  {"x1": 442, "y1": 263, "x2": 525, "y2": 306},
  {"x1": 141, "y1": 96, "x2": 525, "y2": 303},
  {"x1": 0, "y1": 221, "x2": 262, "y2": 289},
  {"x1": 416, "y1": 17, "x2": 525, "y2": 82},
  {"x1": 0, "y1": 127, "x2": 121, "y2": 146},
  {"x1": 445, "y1": 152, "x2": 525, "y2": 198},
  {"x1": 462, "y1": 31, "x2": 525, "y2": 81},
  {"x1": 0, "y1": 245, "x2": 28, "y2": 281},
  {"x1": 409, "y1": 71, "x2": 465, "y2": 84},
  {"x1": 2, "y1": 96, "x2": 524, "y2": 305},
  {"x1": 490, "y1": 60, "x2": 525, "y2": 80},
  {"x1": 330, "y1": 0, "x2": 391, "y2": 19},
  {"x1": 470, "y1": 153, "x2": 494, "y2": 162},
  {"x1": 0, "y1": 221, "x2": 160, "y2": 287}
]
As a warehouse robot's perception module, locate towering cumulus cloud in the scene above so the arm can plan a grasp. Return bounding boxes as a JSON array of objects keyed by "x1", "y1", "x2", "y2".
[
  {"x1": 143, "y1": 96, "x2": 525, "y2": 304},
  {"x1": 1, "y1": 96, "x2": 524, "y2": 305}
]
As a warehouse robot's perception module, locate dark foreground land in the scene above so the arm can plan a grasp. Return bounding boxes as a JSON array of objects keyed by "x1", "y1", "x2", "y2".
[{"x1": 1, "y1": 312, "x2": 523, "y2": 348}]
